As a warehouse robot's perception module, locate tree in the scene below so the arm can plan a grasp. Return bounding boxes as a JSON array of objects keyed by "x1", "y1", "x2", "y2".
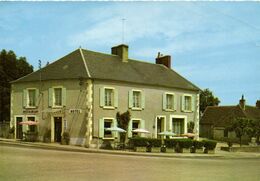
[
  {"x1": 226, "y1": 117, "x2": 248, "y2": 147},
  {"x1": 200, "y1": 88, "x2": 220, "y2": 113},
  {"x1": 116, "y1": 111, "x2": 131, "y2": 144},
  {"x1": 0, "y1": 49, "x2": 33, "y2": 122}
]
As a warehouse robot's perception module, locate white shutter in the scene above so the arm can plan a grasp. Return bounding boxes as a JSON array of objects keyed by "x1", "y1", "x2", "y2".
[
  {"x1": 128, "y1": 119, "x2": 133, "y2": 138},
  {"x1": 140, "y1": 119, "x2": 145, "y2": 137},
  {"x1": 35, "y1": 89, "x2": 39, "y2": 107},
  {"x1": 23, "y1": 89, "x2": 27, "y2": 108},
  {"x1": 48, "y1": 88, "x2": 53, "y2": 107},
  {"x1": 62, "y1": 87, "x2": 66, "y2": 107},
  {"x1": 181, "y1": 95, "x2": 185, "y2": 111},
  {"x1": 174, "y1": 94, "x2": 177, "y2": 111},
  {"x1": 100, "y1": 87, "x2": 104, "y2": 107},
  {"x1": 141, "y1": 91, "x2": 145, "y2": 109},
  {"x1": 191, "y1": 95, "x2": 195, "y2": 112},
  {"x1": 114, "y1": 89, "x2": 118, "y2": 108},
  {"x1": 162, "y1": 93, "x2": 166, "y2": 111},
  {"x1": 99, "y1": 119, "x2": 104, "y2": 138},
  {"x1": 128, "y1": 90, "x2": 133, "y2": 108}
]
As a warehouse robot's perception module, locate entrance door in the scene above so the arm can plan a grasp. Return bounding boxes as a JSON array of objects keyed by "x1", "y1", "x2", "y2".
[
  {"x1": 54, "y1": 117, "x2": 62, "y2": 142},
  {"x1": 16, "y1": 117, "x2": 23, "y2": 139},
  {"x1": 157, "y1": 117, "x2": 165, "y2": 139}
]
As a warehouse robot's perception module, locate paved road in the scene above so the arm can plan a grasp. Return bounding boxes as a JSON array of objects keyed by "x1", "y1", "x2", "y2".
[{"x1": 0, "y1": 145, "x2": 260, "y2": 181}]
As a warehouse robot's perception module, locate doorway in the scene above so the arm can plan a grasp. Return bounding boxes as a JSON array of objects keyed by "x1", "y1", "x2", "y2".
[
  {"x1": 16, "y1": 117, "x2": 23, "y2": 139},
  {"x1": 156, "y1": 116, "x2": 166, "y2": 139},
  {"x1": 54, "y1": 117, "x2": 62, "y2": 142}
]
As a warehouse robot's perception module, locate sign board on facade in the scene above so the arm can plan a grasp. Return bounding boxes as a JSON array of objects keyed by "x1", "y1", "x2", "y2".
[
  {"x1": 23, "y1": 109, "x2": 38, "y2": 114},
  {"x1": 69, "y1": 109, "x2": 82, "y2": 114}
]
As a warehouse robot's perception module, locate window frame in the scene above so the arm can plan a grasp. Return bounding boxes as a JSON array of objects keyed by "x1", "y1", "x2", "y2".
[
  {"x1": 129, "y1": 89, "x2": 144, "y2": 111},
  {"x1": 163, "y1": 92, "x2": 176, "y2": 112},
  {"x1": 182, "y1": 94, "x2": 193, "y2": 112},
  {"x1": 132, "y1": 90, "x2": 141, "y2": 109},
  {"x1": 27, "y1": 88, "x2": 37, "y2": 108},
  {"x1": 104, "y1": 87, "x2": 114, "y2": 108}
]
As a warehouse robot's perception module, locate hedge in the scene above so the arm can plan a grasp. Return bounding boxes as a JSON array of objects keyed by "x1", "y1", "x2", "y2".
[
  {"x1": 203, "y1": 140, "x2": 217, "y2": 150},
  {"x1": 193, "y1": 140, "x2": 204, "y2": 149}
]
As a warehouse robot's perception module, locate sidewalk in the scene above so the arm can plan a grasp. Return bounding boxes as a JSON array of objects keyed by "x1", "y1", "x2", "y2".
[{"x1": 1, "y1": 138, "x2": 260, "y2": 159}]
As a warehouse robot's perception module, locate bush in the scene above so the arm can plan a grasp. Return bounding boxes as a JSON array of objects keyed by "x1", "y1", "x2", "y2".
[
  {"x1": 147, "y1": 138, "x2": 161, "y2": 147},
  {"x1": 61, "y1": 132, "x2": 70, "y2": 145},
  {"x1": 203, "y1": 140, "x2": 217, "y2": 150},
  {"x1": 25, "y1": 131, "x2": 38, "y2": 142},
  {"x1": 43, "y1": 129, "x2": 51, "y2": 143},
  {"x1": 193, "y1": 140, "x2": 204, "y2": 149},
  {"x1": 129, "y1": 137, "x2": 149, "y2": 147},
  {"x1": 9, "y1": 127, "x2": 15, "y2": 134},
  {"x1": 177, "y1": 139, "x2": 193, "y2": 149},
  {"x1": 164, "y1": 139, "x2": 175, "y2": 148}
]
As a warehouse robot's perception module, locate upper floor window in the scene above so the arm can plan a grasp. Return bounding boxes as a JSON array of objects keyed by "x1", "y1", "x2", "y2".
[
  {"x1": 48, "y1": 87, "x2": 66, "y2": 108},
  {"x1": 105, "y1": 88, "x2": 113, "y2": 107},
  {"x1": 163, "y1": 93, "x2": 176, "y2": 111},
  {"x1": 100, "y1": 87, "x2": 118, "y2": 109},
  {"x1": 23, "y1": 88, "x2": 39, "y2": 108},
  {"x1": 182, "y1": 94, "x2": 194, "y2": 112},
  {"x1": 129, "y1": 90, "x2": 145, "y2": 110},
  {"x1": 133, "y1": 91, "x2": 141, "y2": 108},
  {"x1": 54, "y1": 88, "x2": 62, "y2": 106},
  {"x1": 28, "y1": 89, "x2": 36, "y2": 107}
]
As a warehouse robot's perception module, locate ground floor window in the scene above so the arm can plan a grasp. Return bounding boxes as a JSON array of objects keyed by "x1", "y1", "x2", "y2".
[
  {"x1": 172, "y1": 118, "x2": 184, "y2": 135},
  {"x1": 132, "y1": 120, "x2": 140, "y2": 137},
  {"x1": 104, "y1": 119, "x2": 113, "y2": 138},
  {"x1": 27, "y1": 116, "x2": 36, "y2": 132}
]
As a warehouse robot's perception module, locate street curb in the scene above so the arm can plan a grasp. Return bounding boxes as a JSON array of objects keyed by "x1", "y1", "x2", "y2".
[{"x1": 1, "y1": 139, "x2": 259, "y2": 159}]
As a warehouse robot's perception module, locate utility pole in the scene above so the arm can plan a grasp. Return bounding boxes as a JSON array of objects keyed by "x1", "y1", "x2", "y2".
[{"x1": 122, "y1": 18, "x2": 126, "y2": 44}]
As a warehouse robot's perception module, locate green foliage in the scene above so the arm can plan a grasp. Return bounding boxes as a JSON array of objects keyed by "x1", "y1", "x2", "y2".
[
  {"x1": 25, "y1": 131, "x2": 38, "y2": 142},
  {"x1": 0, "y1": 49, "x2": 33, "y2": 122},
  {"x1": 187, "y1": 121, "x2": 195, "y2": 133},
  {"x1": 203, "y1": 140, "x2": 217, "y2": 150},
  {"x1": 61, "y1": 132, "x2": 70, "y2": 145},
  {"x1": 193, "y1": 140, "x2": 204, "y2": 149},
  {"x1": 8, "y1": 127, "x2": 15, "y2": 134},
  {"x1": 147, "y1": 138, "x2": 161, "y2": 147},
  {"x1": 129, "y1": 137, "x2": 149, "y2": 147},
  {"x1": 177, "y1": 139, "x2": 193, "y2": 149},
  {"x1": 43, "y1": 129, "x2": 51, "y2": 143},
  {"x1": 200, "y1": 88, "x2": 220, "y2": 113},
  {"x1": 116, "y1": 111, "x2": 131, "y2": 144},
  {"x1": 164, "y1": 139, "x2": 176, "y2": 148},
  {"x1": 226, "y1": 118, "x2": 260, "y2": 145}
]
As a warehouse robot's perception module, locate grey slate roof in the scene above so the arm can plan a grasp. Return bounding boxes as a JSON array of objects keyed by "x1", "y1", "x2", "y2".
[
  {"x1": 12, "y1": 48, "x2": 200, "y2": 91},
  {"x1": 200, "y1": 105, "x2": 260, "y2": 127}
]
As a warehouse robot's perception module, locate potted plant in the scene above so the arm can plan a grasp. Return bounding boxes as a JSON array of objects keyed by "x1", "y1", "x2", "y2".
[
  {"x1": 149, "y1": 138, "x2": 161, "y2": 153},
  {"x1": 8, "y1": 127, "x2": 15, "y2": 139},
  {"x1": 43, "y1": 129, "x2": 51, "y2": 143},
  {"x1": 129, "y1": 137, "x2": 147, "y2": 152},
  {"x1": 61, "y1": 132, "x2": 70, "y2": 145},
  {"x1": 203, "y1": 140, "x2": 217, "y2": 154},
  {"x1": 192, "y1": 140, "x2": 204, "y2": 153},
  {"x1": 176, "y1": 139, "x2": 193, "y2": 153},
  {"x1": 164, "y1": 139, "x2": 175, "y2": 153}
]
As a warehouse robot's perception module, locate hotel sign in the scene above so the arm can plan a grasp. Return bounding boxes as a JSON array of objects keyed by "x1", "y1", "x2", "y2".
[{"x1": 69, "y1": 109, "x2": 82, "y2": 114}]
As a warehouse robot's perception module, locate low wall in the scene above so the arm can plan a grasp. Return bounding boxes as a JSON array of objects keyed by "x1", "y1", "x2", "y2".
[
  {"x1": 0, "y1": 122, "x2": 10, "y2": 138},
  {"x1": 221, "y1": 146, "x2": 260, "y2": 153}
]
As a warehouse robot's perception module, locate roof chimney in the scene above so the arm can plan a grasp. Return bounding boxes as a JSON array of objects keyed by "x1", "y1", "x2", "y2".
[
  {"x1": 256, "y1": 100, "x2": 260, "y2": 109},
  {"x1": 239, "y1": 95, "x2": 246, "y2": 110},
  {"x1": 155, "y1": 52, "x2": 171, "y2": 68},
  {"x1": 111, "y1": 44, "x2": 128, "y2": 62}
]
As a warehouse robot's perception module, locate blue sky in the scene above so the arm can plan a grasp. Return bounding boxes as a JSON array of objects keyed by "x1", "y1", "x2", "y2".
[{"x1": 1, "y1": 1, "x2": 260, "y2": 106}]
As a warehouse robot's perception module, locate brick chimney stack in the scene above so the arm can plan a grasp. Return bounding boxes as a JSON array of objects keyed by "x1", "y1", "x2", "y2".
[
  {"x1": 239, "y1": 95, "x2": 246, "y2": 110},
  {"x1": 111, "y1": 44, "x2": 128, "y2": 62},
  {"x1": 156, "y1": 52, "x2": 171, "y2": 68},
  {"x1": 256, "y1": 100, "x2": 260, "y2": 109}
]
